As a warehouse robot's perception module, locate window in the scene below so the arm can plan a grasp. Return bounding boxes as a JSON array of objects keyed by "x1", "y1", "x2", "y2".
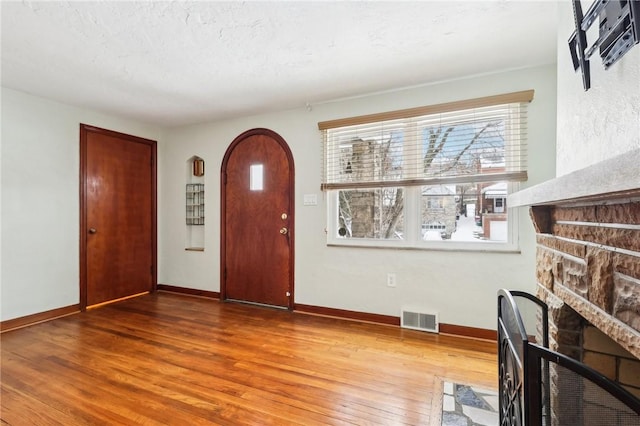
[
  {"x1": 337, "y1": 188, "x2": 404, "y2": 239},
  {"x1": 250, "y1": 164, "x2": 264, "y2": 191},
  {"x1": 426, "y1": 197, "x2": 444, "y2": 210},
  {"x1": 320, "y1": 90, "x2": 532, "y2": 250}
]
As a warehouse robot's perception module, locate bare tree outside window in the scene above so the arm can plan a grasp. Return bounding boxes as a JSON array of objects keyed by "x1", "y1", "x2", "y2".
[
  {"x1": 336, "y1": 133, "x2": 404, "y2": 238},
  {"x1": 338, "y1": 188, "x2": 403, "y2": 239},
  {"x1": 336, "y1": 119, "x2": 505, "y2": 240}
]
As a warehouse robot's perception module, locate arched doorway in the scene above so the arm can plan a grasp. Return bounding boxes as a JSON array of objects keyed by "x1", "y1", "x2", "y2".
[{"x1": 220, "y1": 128, "x2": 295, "y2": 309}]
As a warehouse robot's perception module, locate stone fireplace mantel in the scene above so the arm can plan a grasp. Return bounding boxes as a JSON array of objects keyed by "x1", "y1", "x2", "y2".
[
  {"x1": 508, "y1": 148, "x2": 640, "y2": 360},
  {"x1": 509, "y1": 148, "x2": 640, "y2": 208}
]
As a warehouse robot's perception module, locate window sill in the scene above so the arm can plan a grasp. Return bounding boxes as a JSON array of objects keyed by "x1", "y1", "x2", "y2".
[{"x1": 326, "y1": 241, "x2": 521, "y2": 254}]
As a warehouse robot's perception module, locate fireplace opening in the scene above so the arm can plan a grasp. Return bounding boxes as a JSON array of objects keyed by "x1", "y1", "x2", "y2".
[
  {"x1": 498, "y1": 289, "x2": 640, "y2": 425},
  {"x1": 582, "y1": 324, "x2": 640, "y2": 398},
  {"x1": 540, "y1": 292, "x2": 640, "y2": 397},
  {"x1": 539, "y1": 295, "x2": 640, "y2": 425}
]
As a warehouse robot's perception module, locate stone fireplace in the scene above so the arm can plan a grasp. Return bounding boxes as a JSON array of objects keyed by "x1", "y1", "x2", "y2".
[{"x1": 509, "y1": 149, "x2": 640, "y2": 401}]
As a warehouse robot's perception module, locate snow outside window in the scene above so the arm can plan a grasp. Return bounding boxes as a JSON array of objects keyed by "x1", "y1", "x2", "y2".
[{"x1": 320, "y1": 91, "x2": 532, "y2": 251}]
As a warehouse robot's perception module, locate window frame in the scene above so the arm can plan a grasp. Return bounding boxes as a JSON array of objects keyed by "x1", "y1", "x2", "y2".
[
  {"x1": 321, "y1": 91, "x2": 532, "y2": 252},
  {"x1": 326, "y1": 184, "x2": 521, "y2": 252}
]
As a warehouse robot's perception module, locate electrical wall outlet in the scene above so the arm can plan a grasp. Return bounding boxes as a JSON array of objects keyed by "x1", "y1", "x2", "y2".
[{"x1": 387, "y1": 273, "x2": 397, "y2": 287}]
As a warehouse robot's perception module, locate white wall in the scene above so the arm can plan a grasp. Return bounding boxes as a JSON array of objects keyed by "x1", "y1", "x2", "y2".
[
  {"x1": 160, "y1": 65, "x2": 557, "y2": 330},
  {"x1": 0, "y1": 88, "x2": 163, "y2": 321},
  {"x1": 556, "y1": 1, "x2": 640, "y2": 175},
  {"x1": 1, "y1": 66, "x2": 556, "y2": 330}
]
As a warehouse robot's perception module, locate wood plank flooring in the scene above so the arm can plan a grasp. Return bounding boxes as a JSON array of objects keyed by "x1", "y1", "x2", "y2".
[{"x1": 1, "y1": 292, "x2": 497, "y2": 425}]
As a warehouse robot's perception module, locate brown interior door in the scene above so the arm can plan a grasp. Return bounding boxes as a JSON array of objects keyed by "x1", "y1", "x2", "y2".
[
  {"x1": 221, "y1": 128, "x2": 295, "y2": 308},
  {"x1": 80, "y1": 124, "x2": 157, "y2": 308}
]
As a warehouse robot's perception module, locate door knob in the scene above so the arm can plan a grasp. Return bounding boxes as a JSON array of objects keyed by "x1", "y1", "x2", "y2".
[
  {"x1": 280, "y1": 227, "x2": 288, "y2": 235},
  {"x1": 89, "y1": 228, "x2": 97, "y2": 234}
]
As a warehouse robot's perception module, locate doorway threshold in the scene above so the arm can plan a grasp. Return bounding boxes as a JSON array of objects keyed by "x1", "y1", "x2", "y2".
[{"x1": 225, "y1": 299, "x2": 288, "y2": 310}]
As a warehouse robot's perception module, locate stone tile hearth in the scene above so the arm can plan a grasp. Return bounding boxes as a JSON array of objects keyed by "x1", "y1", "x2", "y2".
[{"x1": 441, "y1": 382, "x2": 498, "y2": 426}]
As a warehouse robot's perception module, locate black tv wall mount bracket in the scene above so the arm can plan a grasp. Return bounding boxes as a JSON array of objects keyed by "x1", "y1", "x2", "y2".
[{"x1": 569, "y1": 0, "x2": 640, "y2": 91}]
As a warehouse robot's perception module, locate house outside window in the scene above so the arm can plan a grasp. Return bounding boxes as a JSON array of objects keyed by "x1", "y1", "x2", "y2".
[{"x1": 320, "y1": 91, "x2": 532, "y2": 251}]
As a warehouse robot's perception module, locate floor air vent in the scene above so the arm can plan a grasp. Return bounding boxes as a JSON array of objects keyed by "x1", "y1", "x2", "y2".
[{"x1": 401, "y1": 308, "x2": 439, "y2": 333}]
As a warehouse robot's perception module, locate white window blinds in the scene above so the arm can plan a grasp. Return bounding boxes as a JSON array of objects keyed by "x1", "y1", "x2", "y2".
[{"x1": 319, "y1": 90, "x2": 533, "y2": 191}]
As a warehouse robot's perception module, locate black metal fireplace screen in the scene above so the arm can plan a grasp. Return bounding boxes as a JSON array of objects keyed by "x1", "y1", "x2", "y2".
[{"x1": 497, "y1": 289, "x2": 640, "y2": 425}]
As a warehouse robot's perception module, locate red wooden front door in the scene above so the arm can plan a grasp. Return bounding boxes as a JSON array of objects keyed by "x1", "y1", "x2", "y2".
[
  {"x1": 221, "y1": 128, "x2": 294, "y2": 308},
  {"x1": 81, "y1": 124, "x2": 156, "y2": 308}
]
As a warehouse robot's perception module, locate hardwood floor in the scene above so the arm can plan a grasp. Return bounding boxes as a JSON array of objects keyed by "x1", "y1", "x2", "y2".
[{"x1": 1, "y1": 292, "x2": 497, "y2": 425}]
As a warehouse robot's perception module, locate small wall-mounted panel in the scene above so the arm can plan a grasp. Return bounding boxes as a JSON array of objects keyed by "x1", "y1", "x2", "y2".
[{"x1": 186, "y1": 183, "x2": 204, "y2": 226}]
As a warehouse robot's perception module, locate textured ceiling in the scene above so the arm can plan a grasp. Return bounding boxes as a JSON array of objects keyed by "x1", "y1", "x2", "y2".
[{"x1": 1, "y1": 1, "x2": 558, "y2": 127}]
